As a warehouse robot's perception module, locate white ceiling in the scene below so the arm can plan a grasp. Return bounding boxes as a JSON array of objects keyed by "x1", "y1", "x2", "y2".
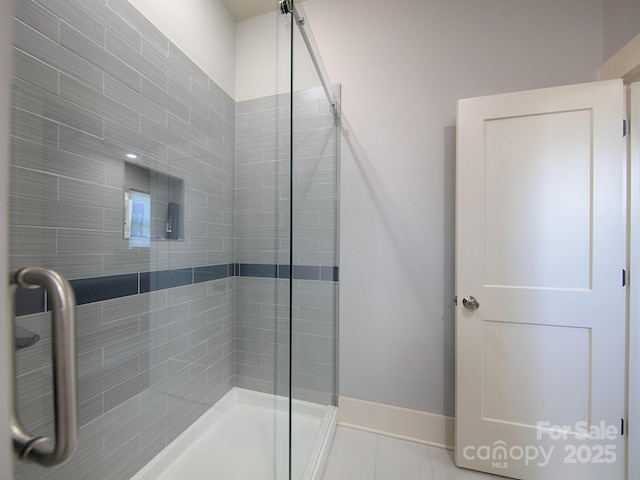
[{"x1": 222, "y1": 0, "x2": 278, "y2": 21}]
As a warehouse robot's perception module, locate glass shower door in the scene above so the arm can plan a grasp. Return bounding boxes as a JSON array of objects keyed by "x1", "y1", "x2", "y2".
[
  {"x1": 289, "y1": 2, "x2": 340, "y2": 478},
  {"x1": 3, "y1": 0, "x2": 339, "y2": 478},
  {"x1": 8, "y1": 1, "x2": 238, "y2": 478},
  {"x1": 0, "y1": 0, "x2": 14, "y2": 475},
  {"x1": 233, "y1": 6, "x2": 294, "y2": 480}
]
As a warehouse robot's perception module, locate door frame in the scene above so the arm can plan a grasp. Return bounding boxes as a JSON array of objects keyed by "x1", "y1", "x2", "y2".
[
  {"x1": 600, "y1": 32, "x2": 640, "y2": 480},
  {"x1": 627, "y1": 81, "x2": 640, "y2": 480},
  {"x1": 0, "y1": 0, "x2": 16, "y2": 478},
  {"x1": 598, "y1": 33, "x2": 640, "y2": 84}
]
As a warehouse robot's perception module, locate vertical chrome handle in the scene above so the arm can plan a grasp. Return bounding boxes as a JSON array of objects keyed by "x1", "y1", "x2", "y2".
[{"x1": 10, "y1": 267, "x2": 78, "y2": 466}]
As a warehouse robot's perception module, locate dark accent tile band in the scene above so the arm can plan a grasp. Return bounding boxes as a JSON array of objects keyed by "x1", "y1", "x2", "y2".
[
  {"x1": 321, "y1": 266, "x2": 340, "y2": 282},
  {"x1": 70, "y1": 274, "x2": 139, "y2": 306},
  {"x1": 15, "y1": 287, "x2": 45, "y2": 317},
  {"x1": 278, "y1": 264, "x2": 290, "y2": 279},
  {"x1": 246, "y1": 263, "x2": 338, "y2": 281},
  {"x1": 14, "y1": 263, "x2": 338, "y2": 317},
  {"x1": 293, "y1": 265, "x2": 320, "y2": 280},
  {"x1": 140, "y1": 268, "x2": 193, "y2": 293},
  {"x1": 194, "y1": 264, "x2": 233, "y2": 283},
  {"x1": 239, "y1": 263, "x2": 278, "y2": 278}
]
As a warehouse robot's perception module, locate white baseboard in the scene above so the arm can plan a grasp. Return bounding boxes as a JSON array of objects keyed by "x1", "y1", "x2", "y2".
[{"x1": 337, "y1": 396, "x2": 455, "y2": 450}]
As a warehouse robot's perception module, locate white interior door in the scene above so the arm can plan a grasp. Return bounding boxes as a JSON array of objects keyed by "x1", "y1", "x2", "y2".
[{"x1": 455, "y1": 79, "x2": 626, "y2": 480}]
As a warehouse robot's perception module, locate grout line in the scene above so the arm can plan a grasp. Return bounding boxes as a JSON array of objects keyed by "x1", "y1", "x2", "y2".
[{"x1": 372, "y1": 432, "x2": 379, "y2": 480}]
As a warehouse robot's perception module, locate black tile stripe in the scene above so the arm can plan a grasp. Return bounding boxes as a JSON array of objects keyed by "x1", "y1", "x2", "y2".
[
  {"x1": 194, "y1": 264, "x2": 232, "y2": 283},
  {"x1": 15, "y1": 286, "x2": 45, "y2": 316},
  {"x1": 238, "y1": 263, "x2": 278, "y2": 278},
  {"x1": 13, "y1": 263, "x2": 339, "y2": 316},
  {"x1": 140, "y1": 268, "x2": 193, "y2": 293},
  {"x1": 254, "y1": 264, "x2": 338, "y2": 281},
  {"x1": 278, "y1": 264, "x2": 290, "y2": 279},
  {"x1": 293, "y1": 265, "x2": 320, "y2": 280},
  {"x1": 70, "y1": 274, "x2": 139, "y2": 306},
  {"x1": 321, "y1": 266, "x2": 339, "y2": 282}
]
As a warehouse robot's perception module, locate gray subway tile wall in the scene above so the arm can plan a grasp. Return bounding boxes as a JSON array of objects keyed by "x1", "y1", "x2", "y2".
[
  {"x1": 235, "y1": 89, "x2": 339, "y2": 405},
  {"x1": 11, "y1": 1, "x2": 234, "y2": 478},
  {"x1": 10, "y1": 0, "x2": 338, "y2": 478}
]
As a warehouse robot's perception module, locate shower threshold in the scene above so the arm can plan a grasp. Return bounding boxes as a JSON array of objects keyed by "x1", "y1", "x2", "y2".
[{"x1": 131, "y1": 388, "x2": 337, "y2": 480}]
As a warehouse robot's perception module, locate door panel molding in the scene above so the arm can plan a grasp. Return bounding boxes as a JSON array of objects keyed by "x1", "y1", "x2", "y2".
[{"x1": 456, "y1": 79, "x2": 626, "y2": 479}]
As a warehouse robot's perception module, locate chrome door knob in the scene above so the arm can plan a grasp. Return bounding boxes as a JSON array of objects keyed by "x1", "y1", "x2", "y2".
[{"x1": 462, "y1": 296, "x2": 480, "y2": 311}]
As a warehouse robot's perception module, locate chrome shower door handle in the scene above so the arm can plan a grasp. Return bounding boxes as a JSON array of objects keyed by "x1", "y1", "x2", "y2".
[{"x1": 10, "y1": 267, "x2": 78, "y2": 466}]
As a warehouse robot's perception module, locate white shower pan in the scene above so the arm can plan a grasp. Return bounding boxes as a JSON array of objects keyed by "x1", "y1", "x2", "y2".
[{"x1": 131, "y1": 388, "x2": 337, "y2": 480}]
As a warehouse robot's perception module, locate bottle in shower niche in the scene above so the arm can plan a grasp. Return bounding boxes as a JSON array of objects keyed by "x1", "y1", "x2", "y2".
[{"x1": 166, "y1": 202, "x2": 180, "y2": 240}]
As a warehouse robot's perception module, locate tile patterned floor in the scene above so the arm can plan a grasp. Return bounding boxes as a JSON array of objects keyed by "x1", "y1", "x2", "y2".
[{"x1": 321, "y1": 427, "x2": 510, "y2": 480}]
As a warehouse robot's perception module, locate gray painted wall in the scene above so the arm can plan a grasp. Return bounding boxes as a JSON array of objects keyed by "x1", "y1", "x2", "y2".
[
  {"x1": 603, "y1": 0, "x2": 640, "y2": 60},
  {"x1": 303, "y1": 0, "x2": 606, "y2": 417}
]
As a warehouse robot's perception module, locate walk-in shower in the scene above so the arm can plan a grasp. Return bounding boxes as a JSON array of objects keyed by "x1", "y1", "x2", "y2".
[{"x1": 8, "y1": 0, "x2": 339, "y2": 479}]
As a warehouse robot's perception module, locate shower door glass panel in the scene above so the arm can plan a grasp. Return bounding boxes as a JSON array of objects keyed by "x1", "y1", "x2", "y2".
[
  {"x1": 10, "y1": 1, "x2": 237, "y2": 478},
  {"x1": 233, "y1": 7, "x2": 294, "y2": 480},
  {"x1": 290, "y1": 4, "x2": 340, "y2": 479}
]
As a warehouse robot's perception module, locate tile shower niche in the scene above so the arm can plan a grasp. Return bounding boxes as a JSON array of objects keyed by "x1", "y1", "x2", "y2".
[{"x1": 123, "y1": 162, "x2": 185, "y2": 246}]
